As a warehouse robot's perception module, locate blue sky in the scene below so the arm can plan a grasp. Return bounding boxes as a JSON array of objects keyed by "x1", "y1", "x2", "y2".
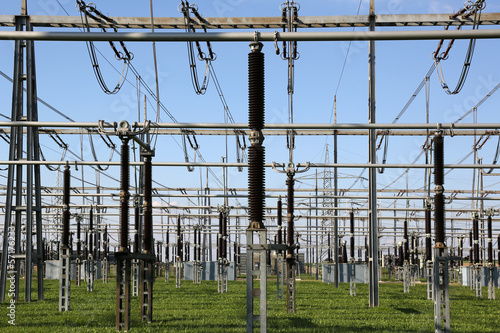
[{"x1": 1, "y1": 0, "x2": 500, "y2": 250}]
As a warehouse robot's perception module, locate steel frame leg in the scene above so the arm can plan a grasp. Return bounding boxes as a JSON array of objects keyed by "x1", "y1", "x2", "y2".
[
  {"x1": 475, "y1": 266, "x2": 482, "y2": 298},
  {"x1": 175, "y1": 260, "x2": 182, "y2": 288},
  {"x1": 403, "y1": 262, "x2": 410, "y2": 293},
  {"x1": 165, "y1": 262, "x2": 169, "y2": 283},
  {"x1": 75, "y1": 259, "x2": 81, "y2": 286},
  {"x1": 116, "y1": 254, "x2": 131, "y2": 331},
  {"x1": 276, "y1": 255, "x2": 284, "y2": 298},
  {"x1": 87, "y1": 258, "x2": 94, "y2": 292},
  {"x1": 349, "y1": 259, "x2": 356, "y2": 296},
  {"x1": 488, "y1": 265, "x2": 495, "y2": 300},
  {"x1": 59, "y1": 247, "x2": 71, "y2": 311},
  {"x1": 140, "y1": 260, "x2": 153, "y2": 323},
  {"x1": 427, "y1": 261, "x2": 433, "y2": 300},
  {"x1": 246, "y1": 229, "x2": 267, "y2": 333},
  {"x1": 286, "y1": 259, "x2": 296, "y2": 314},
  {"x1": 433, "y1": 248, "x2": 450, "y2": 333},
  {"x1": 132, "y1": 260, "x2": 140, "y2": 296},
  {"x1": 102, "y1": 259, "x2": 108, "y2": 283}
]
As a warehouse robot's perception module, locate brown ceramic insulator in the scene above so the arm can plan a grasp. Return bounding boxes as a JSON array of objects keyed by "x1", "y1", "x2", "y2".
[
  {"x1": 248, "y1": 51, "x2": 265, "y2": 130},
  {"x1": 248, "y1": 145, "x2": 265, "y2": 224}
]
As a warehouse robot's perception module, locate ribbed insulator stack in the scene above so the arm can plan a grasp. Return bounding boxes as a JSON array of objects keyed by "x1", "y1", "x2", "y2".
[
  {"x1": 404, "y1": 220, "x2": 409, "y2": 261},
  {"x1": 177, "y1": 215, "x2": 183, "y2": 261},
  {"x1": 248, "y1": 49, "x2": 265, "y2": 130},
  {"x1": 487, "y1": 215, "x2": 492, "y2": 264},
  {"x1": 473, "y1": 216, "x2": 479, "y2": 264},
  {"x1": 425, "y1": 205, "x2": 432, "y2": 261},
  {"x1": 433, "y1": 132, "x2": 445, "y2": 246},
  {"x1": 286, "y1": 175, "x2": 294, "y2": 257},
  {"x1": 143, "y1": 155, "x2": 152, "y2": 254},
  {"x1": 62, "y1": 165, "x2": 70, "y2": 247},
  {"x1": 89, "y1": 207, "x2": 93, "y2": 258},
  {"x1": 247, "y1": 42, "x2": 266, "y2": 229},
  {"x1": 350, "y1": 211, "x2": 355, "y2": 259},
  {"x1": 120, "y1": 139, "x2": 130, "y2": 252}
]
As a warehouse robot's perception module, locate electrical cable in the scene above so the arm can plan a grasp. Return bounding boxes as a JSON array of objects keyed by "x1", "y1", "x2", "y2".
[
  {"x1": 179, "y1": 1, "x2": 216, "y2": 95},
  {"x1": 77, "y1": 0, "x2": 133, "y2": 95},
  {"x1": 433, "y1": 0, "x2": 486, "y2": 95}
]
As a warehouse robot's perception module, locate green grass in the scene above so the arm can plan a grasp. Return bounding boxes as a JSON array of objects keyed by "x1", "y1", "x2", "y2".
[{"x1": 1, "y1": 277, "x2": 499, "y2": 332}]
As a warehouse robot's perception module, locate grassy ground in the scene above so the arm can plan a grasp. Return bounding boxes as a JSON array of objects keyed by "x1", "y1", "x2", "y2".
[{"x1": 1, "y1": 275, "x2": 499, "y2": 332}]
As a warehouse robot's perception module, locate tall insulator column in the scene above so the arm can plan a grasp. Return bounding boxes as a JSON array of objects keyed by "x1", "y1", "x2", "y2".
[
  {"x1": 433, "y1": 132, "x2": 445, "y2": 248},
  {"x1": 143, "y1": 155, "x2": 153, "y2": 254},
  {"x1": 120, "y1": 139, "x2": 131, "y2": 252},
  {"x1": 469, "y1": 230, "x2": 474, "y2": 263},
  {"x1": 425, "y1": 203, "x2": 432, "y2": 261},
  {"x1": 286, "y1": 175, "x2": 294, "y2": 258},
  {"x1": 218, "y1": 212, "x2": 223, "y2": 259},
  {"x1": 473, "y1": 215, "x2": 479, "y2": 264},
  {"x1": 487, "y1": 214, "x2": 493, "y2": 264},
  {"x1": 350, "y1": 210, "x2": 355, "y2": 259},
  {"x1": 89, "y1": 207, "x2": 93, "y2": 258},
  {"x1": 62, "y1": 165, "x2": 70, "y2": 248},
  {"x1": 277, "y1": 197, "x2": 283, "y2": 254},
  {"x1": 247, "y1": 41, "x2": 266, "y2": 230},
  {"x1": 404, "y1": 220, "x2": 409, "y2": 261},
  {"x1": 177, "y1": 215, "x2": 183, "y2": 261}
]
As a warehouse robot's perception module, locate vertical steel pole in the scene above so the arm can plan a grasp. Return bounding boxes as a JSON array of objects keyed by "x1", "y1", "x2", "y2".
[
  {"x1": 334, "y1": 130, "x2": 339, "y2": 288},
  {"x1": 368, "y1": 0, "x2": 379, "y2": 307}
]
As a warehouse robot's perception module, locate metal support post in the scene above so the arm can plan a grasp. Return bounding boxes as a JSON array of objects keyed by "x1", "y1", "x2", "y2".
[
  {"x1": 349, "y1": 258, "x2": 356, "y2": 296},
  {"x1": 488, "y1": 264, "x2": 495, "y2": 300},
  {"x1": 475, "y1": 265, "x2": 482, "y2": 298},
  {"x1": 59, "y1": 247, "x2": 71, "y2": 311},
  {"x1": 103, "y1": 258, "x2": 108, "y2": 283},
  {"x1": 368, "y1": 0, "x2": 379, "y2": 307},
  {"x1": 433, "y1": 248, "x2": 450, "y2": 333},
  {"x1": 246, "y1": 229, "x2": 267, "y2": 333},
  {"x1": 403, "y1": 261, "x2": 410, "y2": 293}
]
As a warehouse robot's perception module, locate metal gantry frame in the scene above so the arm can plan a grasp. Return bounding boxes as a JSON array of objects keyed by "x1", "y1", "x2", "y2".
[{"x1": 0, "y1": 2, "x2": 499, "y2": 332}]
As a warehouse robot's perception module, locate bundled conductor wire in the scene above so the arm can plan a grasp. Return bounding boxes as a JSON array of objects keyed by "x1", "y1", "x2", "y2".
[
  {"x1": 433, "y1": 0, "x2": 486, "y2": 95},
  {"x1": 179, "y1": 1, "x2": 216, "y2": 95},
  {"x1": 77, "y1": 0, "x2": 134, "y2": 95}
]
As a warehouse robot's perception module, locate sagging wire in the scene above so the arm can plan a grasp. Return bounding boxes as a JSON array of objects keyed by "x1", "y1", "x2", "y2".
[
  {"x1": 39, "y1": 131, "x2": 69, "y2": 171},
  {"x1": 179, "y1": 1, "x2": 216, "y2": 95},
  {"x1": 182, "y1": 130, "x2": 199, "y2": 172},
  {"x1": 235, "y1": 130, "x2": 246, "y2": 172},
  {"x1": 433, "y1": 0, "x2": 486, "y2": 95},
  {"x1": 208, "y1": 62, "x2": 247, "y2": 172},
  {"x1": 87, "y1": 130, "x2": 116, "y2": 171},
  {"x1": 376, "y1": 130, "x2": 389, "y2": 174},
  {"x1": 77, "y1": 0, "x2": 133, "y2": 95},
  {"x1": 485, "y1": 134, "x2": 500, "y2": 174}
]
